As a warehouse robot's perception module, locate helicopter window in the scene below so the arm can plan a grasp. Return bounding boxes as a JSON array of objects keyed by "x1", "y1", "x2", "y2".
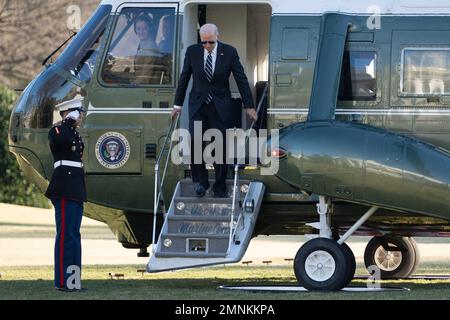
[
  {"x1": 401, "y1": 49, "x2": 450, "y2": 96},
  {"x1": 338, "y1": 51, "x2": 377, "y2": 101},
  {"x1": 100, "y1": 7, "x2": 176, "y2": 87},
  {"x1": 18, "y1": 6, "x2": 112, "y2": 129},
  {"x1": 57, "y1": 5, "x2": 112, "y2": 84}
]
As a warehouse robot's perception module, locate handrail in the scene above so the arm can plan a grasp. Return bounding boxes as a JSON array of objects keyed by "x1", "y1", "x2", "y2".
[
  {"x1": 227, "y1": 164, "x2": 240, "y2": 255},
  {"x1": 152, "y1": 113, "x2": 180, "y2": 252},
  {"x1": 156, "y1": 115, "x2": 179, "y2": 212},
  {"x1": 155, "y1": 114, "x2": 180, "y2": 165},
  {"x1": 227, "y1": 82, "x2": 269, "y2": 255},
  {"x1": 248, "y1": 82, "x2": 269, "y2": 136}
]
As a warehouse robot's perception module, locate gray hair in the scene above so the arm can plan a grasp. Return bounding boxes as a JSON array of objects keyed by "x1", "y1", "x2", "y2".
[{"x1": 199, "y1": 23, "x2": 219, "y2": 37}]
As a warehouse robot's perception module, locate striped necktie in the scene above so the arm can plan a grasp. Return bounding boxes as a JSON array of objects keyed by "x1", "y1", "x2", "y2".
[{"x1": 205, "y1": 52, "x2": 213, "y2": 104}]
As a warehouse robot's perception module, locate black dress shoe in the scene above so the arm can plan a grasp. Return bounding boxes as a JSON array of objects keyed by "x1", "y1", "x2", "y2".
[
  {"x1": 55, "y1": 287, "x2": 68, "y2": 292},
  {"x1": 55, "y1": 287, "x2": 88, "y2": 292},
  {"x1": 195, "y1": 185, "x2": 207, "y2": 197},
  {"x1": 213, "y1": 190, "x2": 229, "y2": 198}
]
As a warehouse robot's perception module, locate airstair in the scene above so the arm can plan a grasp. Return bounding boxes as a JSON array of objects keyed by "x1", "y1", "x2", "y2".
[
  {"x1": 147, "y1": 84, "x2": 269, "y2": 273},
  {"x1": 147, "y1": 178, "x2": 265, "y2": 272}
]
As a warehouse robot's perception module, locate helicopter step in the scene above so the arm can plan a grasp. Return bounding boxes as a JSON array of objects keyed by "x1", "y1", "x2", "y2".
[{"x1": 147, "y1": 179, "x2": 265, "y2": 272}]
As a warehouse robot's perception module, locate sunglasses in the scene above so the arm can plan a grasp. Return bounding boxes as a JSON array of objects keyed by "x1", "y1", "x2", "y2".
[{"x1": 201, "y1": 41, "x2": 216, "y2": 45}]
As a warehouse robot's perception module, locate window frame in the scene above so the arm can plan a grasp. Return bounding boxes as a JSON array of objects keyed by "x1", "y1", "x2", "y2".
[
  {"x1": 337, "y1": 46, "x2": 382, "y2": 108},
  {"x1": 338, "y1": 50, "x2": 378, "y2": 101},
  {"x1": 97, "y1": 2, "x2": 179, "y2": 89},
  {"x1": 400, "y1": 47, "x2": 450, "y2": 97}
]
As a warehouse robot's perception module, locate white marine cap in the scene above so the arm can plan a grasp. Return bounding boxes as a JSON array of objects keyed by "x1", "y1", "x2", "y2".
[{"x1": 55, "y1": 94, "x2": 85, "y2": 112}]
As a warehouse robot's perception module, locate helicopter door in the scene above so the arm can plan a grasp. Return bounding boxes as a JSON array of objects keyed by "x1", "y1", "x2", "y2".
[{"x1": 83, "y1": 2, "x2": 182, "y2": 212}]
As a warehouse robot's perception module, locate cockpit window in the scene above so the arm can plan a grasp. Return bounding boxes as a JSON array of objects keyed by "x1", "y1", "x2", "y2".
[
  {"x1": 56, "y1": 5, "x2": 112, "y2": 84},
  {"x1": 401, "y1": 48, "x2": 450, "y2": 96},
  {"x1": 100, "y1": 7, "x2": 176, "y2": 86},
  {"x1": 18, "y1": 5, "x2": 112, "y2": 129},
  {"x1": 338, "y1": 51, "x2": 377, "y2": 101}
]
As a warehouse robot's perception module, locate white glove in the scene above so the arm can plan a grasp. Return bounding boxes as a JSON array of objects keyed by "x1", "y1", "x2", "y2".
[{"x1": 66, "y1": 110, "x2": 81, "y2": 121}]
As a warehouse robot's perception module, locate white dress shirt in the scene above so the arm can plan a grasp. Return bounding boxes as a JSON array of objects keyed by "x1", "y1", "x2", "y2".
[{"x1": 174, "y1": 43, "x2": 218, "y2": 110}]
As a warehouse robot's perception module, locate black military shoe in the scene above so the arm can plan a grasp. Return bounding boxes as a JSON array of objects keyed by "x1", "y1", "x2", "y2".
[{"x1": 55, "y1": 286, "x2": 88, "y2": 292}]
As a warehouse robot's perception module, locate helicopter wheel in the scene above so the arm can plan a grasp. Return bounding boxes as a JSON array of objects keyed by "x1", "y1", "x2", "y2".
[
  {"x1": 340, "y1": 242, "x2": 356, "y2": 285},
  {"x1": 294, "y1": 238, "x2": 355, "y2": 291},
  {"x1": 364, "y1": 236, "x2": 419, "y2": 279},
  {"x1": 408, "y1": 237, "x2": 421, "y2": 276}
]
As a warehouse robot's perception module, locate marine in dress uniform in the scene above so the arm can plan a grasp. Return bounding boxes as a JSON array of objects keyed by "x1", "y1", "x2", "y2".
[{"x1": 45, "y1": 98, "x2": 86, "y2": 291}]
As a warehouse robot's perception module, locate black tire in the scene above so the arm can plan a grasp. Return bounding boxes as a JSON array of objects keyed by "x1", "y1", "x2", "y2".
[
  {"x1": 364, "y1": 236, "x2": 416, "y2": 279},
  {"x1": 340, "y1": 242, "x2": 356, "y2": 286},
  {"x1": 294, "y1": 238, "x2": 351, "y2": 291},
  {"x1": 407, "y1": 237, "x2": 420, "y2": 276}
]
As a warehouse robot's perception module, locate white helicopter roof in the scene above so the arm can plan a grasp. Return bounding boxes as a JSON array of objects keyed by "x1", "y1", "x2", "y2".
[{"x1": 99, "y1": 0, "x2": 450, "y2": 15}]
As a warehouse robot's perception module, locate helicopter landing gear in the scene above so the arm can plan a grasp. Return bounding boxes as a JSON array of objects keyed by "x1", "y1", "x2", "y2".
[
  {"x1": 294, "y1": 197, "x2": 377, "y2": 290},
  {"x1": 137, "y1": 247, "x2": 150, "y2": 258},
  {"x1": 364, "y1": 236, "x2": 420, "y2": 279},
  {"x1": 294, "y1": 238, "x2": 355, "y2": 290}
]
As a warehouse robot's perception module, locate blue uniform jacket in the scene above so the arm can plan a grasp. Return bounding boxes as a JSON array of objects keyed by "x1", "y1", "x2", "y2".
[{"x1": 45, "y1": 119, "x2": 87, "y2": 202}]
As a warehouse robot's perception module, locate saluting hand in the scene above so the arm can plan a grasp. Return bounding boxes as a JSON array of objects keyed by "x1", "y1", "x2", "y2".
[{"x1": 246, "y1": 108, "x2": 258, "y2": 122}]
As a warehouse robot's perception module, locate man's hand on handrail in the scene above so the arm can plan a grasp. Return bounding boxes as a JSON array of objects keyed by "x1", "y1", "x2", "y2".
[
  {"x1": 171, "y1": 105, "x2": 182, "y2": 119},
  {"x1": 246, "y1": 108, "x2": 258, "y2": 122}
]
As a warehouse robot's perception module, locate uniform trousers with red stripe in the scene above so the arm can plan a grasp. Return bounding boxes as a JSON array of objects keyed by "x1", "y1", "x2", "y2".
[{"x1": 51, "y1": 198, "x2": 83, "y2": 289}]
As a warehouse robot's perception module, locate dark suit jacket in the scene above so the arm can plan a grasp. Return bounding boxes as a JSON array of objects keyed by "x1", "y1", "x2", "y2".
[{"x1": 174, "y1": 42, "x2": 254, "y2": 125}]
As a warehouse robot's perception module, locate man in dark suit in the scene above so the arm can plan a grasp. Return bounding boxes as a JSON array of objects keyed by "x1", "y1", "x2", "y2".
[{"x1": 172, "y1": 23, "x2": 257, "y2": 198}]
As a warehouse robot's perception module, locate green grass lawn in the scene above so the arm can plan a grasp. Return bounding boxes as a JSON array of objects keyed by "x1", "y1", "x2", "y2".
[{"x1": 0, "y1": 264, "x2": 449, "y2": 300}]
